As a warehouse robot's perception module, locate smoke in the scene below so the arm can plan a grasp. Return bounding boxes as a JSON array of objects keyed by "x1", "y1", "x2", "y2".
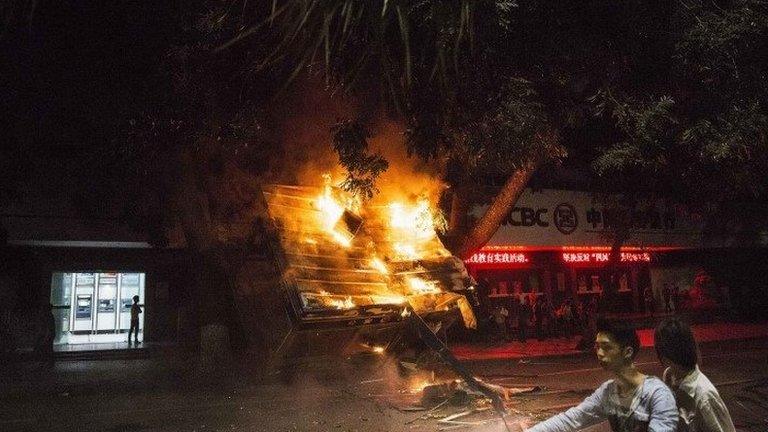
[
  {"x1": 268, "y1": 76, "x2": 356, "y2": 186},
  {"x1": 269, "y1": 76, "x2": 445, "y2": 203},
  {"x1": 366, "y1": 120, "x2": 446, "y2": 207}
]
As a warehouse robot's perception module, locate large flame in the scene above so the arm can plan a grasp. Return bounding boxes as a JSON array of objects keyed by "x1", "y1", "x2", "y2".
[
  {"x1": 317, "y1": 290, "x2": 356, "y2": 309},
  {"x1": 370, "y1": 257, "x2": 389, "y2": 274},
  {"x1": 315, "y1": 174, "x2": 351, "y2": 247},
  {"x1": 389, "y1": 200, "x2": 435, "y2": 240},
  {"x1": 393, "y1": 243, "x2": 419, "y2": 260},
  {"x1": 328, "y1": 296, "x2": 355, "y2": 309},
  {"x1": 406, "y1": 277, "x2": 441, "y2": 295},
  {"x1": 307, "y1": 174, "x2": 453, "y2": 312},
  {"x1": 370, "y1": 294, "x2": 407, "y2": 305}
]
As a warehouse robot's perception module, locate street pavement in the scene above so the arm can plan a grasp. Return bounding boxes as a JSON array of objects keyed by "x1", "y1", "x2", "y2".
[{"x1": 0, "y1": 335, "x2": 766, "y2": 431}]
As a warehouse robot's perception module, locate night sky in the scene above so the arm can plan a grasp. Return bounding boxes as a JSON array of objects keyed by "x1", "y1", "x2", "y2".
[
  {"x1": 2, "y1": 3, "x2": 180, "y2": 213},
  {"x1": 3, "y1": 2, "x2": 172, "y2": 155}
]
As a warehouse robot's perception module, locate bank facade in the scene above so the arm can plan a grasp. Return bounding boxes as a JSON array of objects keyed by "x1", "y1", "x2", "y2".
[
  {"x1": 462, "y1": 188, "x2": 741, "y2": 316},
  {"x1": 0, "y1": 214, "x2": 187, "y2": 353}
]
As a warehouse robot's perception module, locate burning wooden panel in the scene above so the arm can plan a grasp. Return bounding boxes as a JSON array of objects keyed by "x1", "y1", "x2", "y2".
[{"x1": 262, "y1": 181, "x2": 476, "y2": 329}]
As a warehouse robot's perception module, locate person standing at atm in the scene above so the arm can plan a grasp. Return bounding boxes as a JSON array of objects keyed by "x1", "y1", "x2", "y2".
[{"x1": 128, "y1": 295, "x2": 142, "y2": 344}]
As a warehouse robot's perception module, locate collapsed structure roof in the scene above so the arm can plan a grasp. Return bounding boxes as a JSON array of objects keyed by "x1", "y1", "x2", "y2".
[{"x1": 262, "y1": 184, "x2": 476, "y2": 328}]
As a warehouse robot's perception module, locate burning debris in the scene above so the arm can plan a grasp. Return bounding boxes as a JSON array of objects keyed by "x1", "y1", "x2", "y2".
[
  {"x1": 368, "y1": 367, "x2": 540, "y2": 431},
  {"x1": 262, "y1": 175, "x2": 476, "y2": 327},
  {"x1": 260, "y1": 175, "x2": 505, "y2": 426}
]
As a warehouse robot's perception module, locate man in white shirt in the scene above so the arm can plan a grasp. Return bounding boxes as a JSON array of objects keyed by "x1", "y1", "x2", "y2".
[
  {"x1": 525, "y1": 320, "x2": 678, "y2": 432},
  {"x1": 654, "y1": 318, "x2": 736, "y2": 432}
]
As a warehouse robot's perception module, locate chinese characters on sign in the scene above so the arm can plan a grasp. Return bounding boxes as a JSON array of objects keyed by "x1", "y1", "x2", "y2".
[
  {"x1": 561, "y1": 252, "x2": 651, "y2": 263},
  {"x1": 501, "y1": 202, "x2": 679, "y2": 232},
  {"x1": 465, "y1": 252, "x2": 529, "y2": 264},
  {"x1": 585, "y1": 207, "x2": 676, "y2": 230}
]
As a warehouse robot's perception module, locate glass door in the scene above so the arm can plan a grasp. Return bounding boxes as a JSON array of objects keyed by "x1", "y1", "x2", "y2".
[
  {"x1": 96, "y1": 273, "x2": 118, "y2": 332},
  {"x1": 51, "y1": 272, "x2": 146, "y2": 345},
  {"x1": 119, "y1": 273, "x2": 144, "y2": 340}
]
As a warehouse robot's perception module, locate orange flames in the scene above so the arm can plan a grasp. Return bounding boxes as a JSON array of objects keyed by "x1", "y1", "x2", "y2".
[
  {"x1": 406, "y1": 277, "x2": 441, "y2": 295},
  {"x1": 309, "y1": 173, "x2": 456, "y2": 312},
  {"x1": 316, "y1": 174, "x2": 352, "y2": 247},
  {"x1": 370, "y1": 257, "x2": 389, "y2": 275},
  {"x1": 388, "y1": 200, "x2": 435, "y2": 239}
]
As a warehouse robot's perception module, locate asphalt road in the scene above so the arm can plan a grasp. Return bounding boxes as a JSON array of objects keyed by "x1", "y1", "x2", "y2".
[{"x1": 0, "y1": 338, "x2": 766, "y2": 432}]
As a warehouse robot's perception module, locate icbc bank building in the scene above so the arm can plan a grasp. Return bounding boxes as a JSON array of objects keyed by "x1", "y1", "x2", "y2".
[{"x1": 464, "y1": 189, "x2": 708, "y2": 314}]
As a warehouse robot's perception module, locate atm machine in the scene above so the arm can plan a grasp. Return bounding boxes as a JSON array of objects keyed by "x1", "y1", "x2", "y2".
[{"x1": 74, "y1": 294, "x2": 93, "y2": 332}]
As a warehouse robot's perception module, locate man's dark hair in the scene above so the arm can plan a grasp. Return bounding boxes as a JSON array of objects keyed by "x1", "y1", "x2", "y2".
[
  {"x1": 654, "y1": 318, "x2": 698, "y2": 369},
  {"x1": 133, "y1": 295, "x2": 139, "y2": 302},
  {"x1": 597, "y1": 319, "x2": 640, "y2": 360}
]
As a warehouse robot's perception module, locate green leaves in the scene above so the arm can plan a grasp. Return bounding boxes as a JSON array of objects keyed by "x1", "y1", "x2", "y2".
[
  {"x1": 221, "y1": 0, "x2": 504, "y2": 111},
  {"x1": 464, "y1": 78, "x2": 560, "y2": 174},
  {"x1": 680, "y1": 101, "x2": 768, "y2": 198},
  {"x1": 331, "y1": 119, "x2": 389, "y2": 199},
  {"x1": 676, "y1": 0, "x2": 768, "y2": 93},
  {"x1": 590, "y1": 90, "x2": 677, "y2": 177}
]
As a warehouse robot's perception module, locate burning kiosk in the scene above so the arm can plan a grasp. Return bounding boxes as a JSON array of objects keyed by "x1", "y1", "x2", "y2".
[{"x1": 261, "y1": 179, "x2": 477, "y2": 361}]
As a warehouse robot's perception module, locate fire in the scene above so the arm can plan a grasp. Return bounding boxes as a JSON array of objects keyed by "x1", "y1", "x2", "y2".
[
  {"x1": 330, "y1": 231, "x2": 352, "y2": 247},
  {"x1": 298, "y1": 174, "x2": 463, "y2": 315},
  {"x1": 327, "y1": 295, "x2": 355, "y2": 310},
  {"x1": 316, "y1": 174, "x2": 351, "y2": 247},
  {"x1": 407, "y1": 277, "x2": 441, "y2": 295},
  {"x1": 410, "y1": 379, "x2": 434, "y2": 393},
  {"x1": 317, "y1": 290, "x2": 356, "y2": 309},
  {"x1": 370, "y1": 294, "x2": 407, "y2": 305},
  {"x1": 393, "y1": 243, "x2": 419, "y2": 260},
  {"x1": 370, "y1": 257, "x2": 389, "y2": 274},
  {"x1": 388, "y1": 200, "x2": 435, "y2": 240}
]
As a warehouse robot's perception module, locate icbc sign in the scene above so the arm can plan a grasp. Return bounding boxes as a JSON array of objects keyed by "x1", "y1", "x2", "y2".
[
  {"x1": 506, "y1": 207, "x2": 549, "y2": 227},
  {"x1": 503, "y1": 202, "x2": 578, "y2": 235}
]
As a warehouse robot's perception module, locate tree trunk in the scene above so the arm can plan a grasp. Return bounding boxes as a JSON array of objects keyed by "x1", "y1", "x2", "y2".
[
  {"x1": 608, "y1": 227, "x2": 630, "y2": 268},
  {"x1": 174, "y1": 148, "x2": 241, "y2": 365},
  {"x1": 456, "y1": 155, "x2": 543, "y2": 259},
  {"x1": 448, "y1": 188, "x2": 469, "y2": 234},
  {"x1": 176, "y1": 148, "x2": 216, "y2": 252}
]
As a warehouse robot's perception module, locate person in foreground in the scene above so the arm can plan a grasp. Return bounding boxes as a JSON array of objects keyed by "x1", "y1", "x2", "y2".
[
  {"x1": 654, "y1": 318, "x2": 736, "y2": 432},
  {"x1": 525, "y1": 320, "x2": 678, "y2": 432}
]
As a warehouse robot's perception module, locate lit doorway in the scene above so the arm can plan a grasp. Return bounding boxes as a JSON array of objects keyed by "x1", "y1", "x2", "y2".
[{"x1": 50, "y1": 272, "x2": 146, "y2": 344}]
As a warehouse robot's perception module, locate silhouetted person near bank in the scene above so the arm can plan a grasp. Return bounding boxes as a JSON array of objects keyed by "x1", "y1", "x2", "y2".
[
  {"x1": 492, "y1": 304, "x2": 509, "y2": 341},
  {"x1": 672, "y1": 284, "x2": 681, "y2": 312},
  {"x1": 561, "y1": 300, "x2": 574, "y2": 339},
  {"x1": 525, "y1": 320, "x2": 677, "y2": 432},
  {"x1": 662, "y1": 283, "x2": 673, "y2": 313},
  {"x1": 519, "y1": 296, "x2": 531, "y2": 343},
  {"x1": 128, "y1": 295, "x2": 142, "y2": 344},
  {"x1": 655, "y1": 318, "x2": 735, "y2": 432},
  {"x1": 534, "y1": 297, "x2": 545, "y2": 340},
  {"x1": 644, "y1": 285, "x2": 655, "y2": 315}
]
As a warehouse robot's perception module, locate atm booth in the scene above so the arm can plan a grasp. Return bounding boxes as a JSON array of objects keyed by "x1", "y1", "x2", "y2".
[{"x1": 51, "y1": 272, "x2": 146, "y2": 344}]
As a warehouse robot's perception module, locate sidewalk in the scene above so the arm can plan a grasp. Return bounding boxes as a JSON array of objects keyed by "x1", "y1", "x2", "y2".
[{"x1": 450, "y1": 321, "x2": 768, "y2": 361}]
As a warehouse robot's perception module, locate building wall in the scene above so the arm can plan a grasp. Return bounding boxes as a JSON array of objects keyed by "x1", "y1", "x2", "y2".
[
  {"x1": 471, "y1": 188, "x2": 703, "y2": 250},
  {"x1": 0, "y1": 246, "x2": 185, "y2": 352}
]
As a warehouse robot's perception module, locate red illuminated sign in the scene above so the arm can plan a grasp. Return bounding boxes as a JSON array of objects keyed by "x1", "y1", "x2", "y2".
[
  {"x1": 562, "y1": 252, "x2": 651, "y2": 263},
  {"x1": 465, "y1": 252, "x2": 529, "y2": 264}
]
